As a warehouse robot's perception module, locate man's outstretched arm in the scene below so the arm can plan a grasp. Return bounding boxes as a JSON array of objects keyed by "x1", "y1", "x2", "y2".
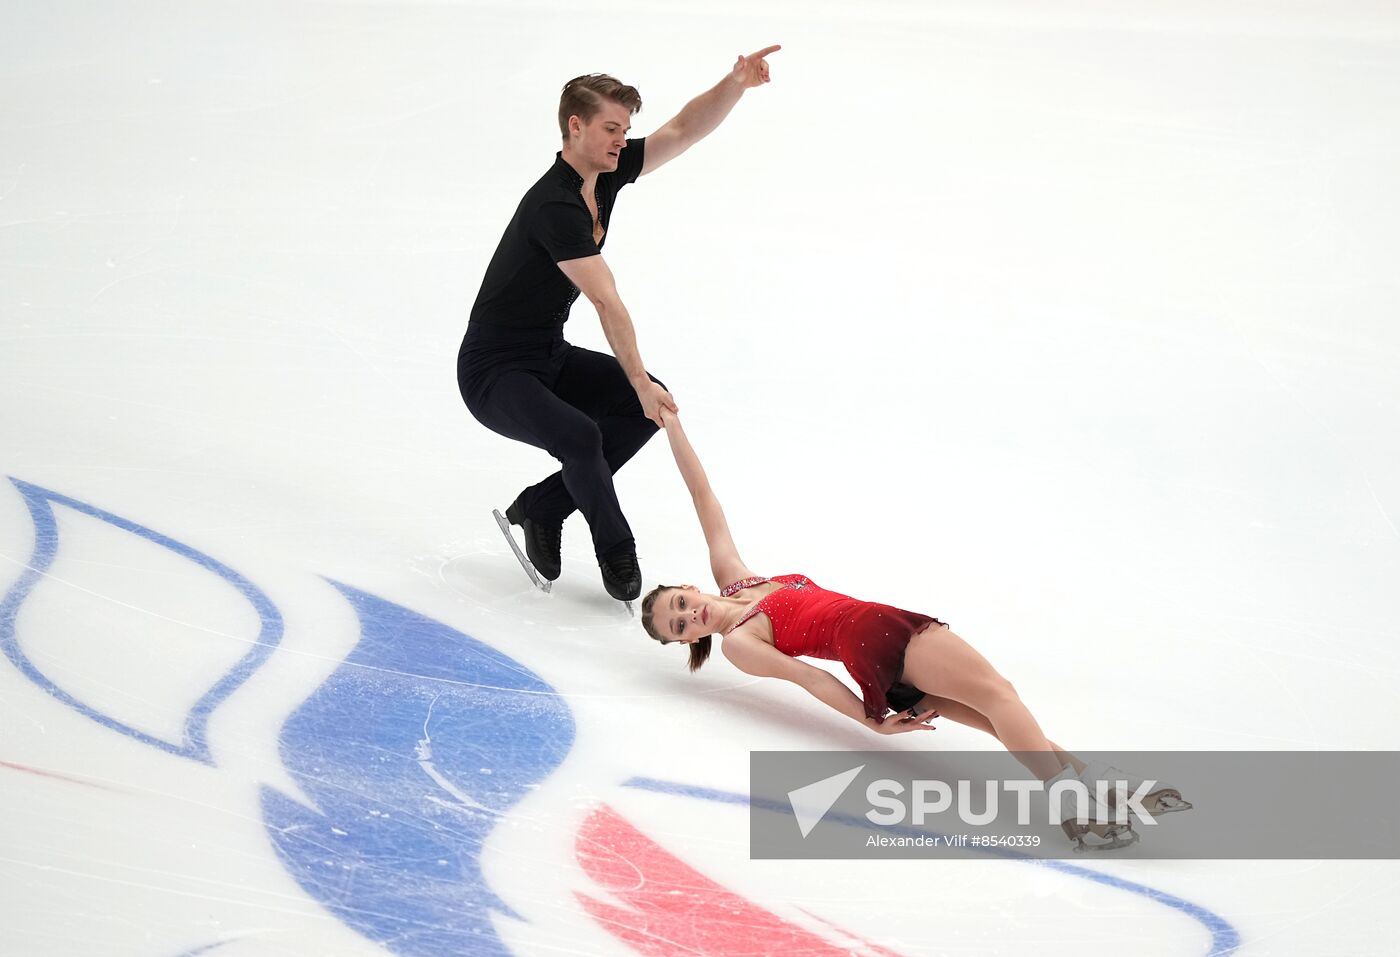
[
  {"x1": 640, "y1": 44, "x2": 780, "y2": 176},
  {"x1": 555, "y1": 254, "x2": 677, "y2": 426}
]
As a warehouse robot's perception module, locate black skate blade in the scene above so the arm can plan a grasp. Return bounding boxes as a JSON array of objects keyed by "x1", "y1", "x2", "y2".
[
  {"x1": 622, "y1": 600, "x2": 634, "y2": 617},
  {"x1": 492, "y1": 509, "x2": 551, "y2": 594}
]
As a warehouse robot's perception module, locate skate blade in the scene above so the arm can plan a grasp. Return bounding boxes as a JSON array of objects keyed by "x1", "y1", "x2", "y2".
[
  {"x1": 1066, "y1": 820, "x2": 1139, "y2": 853},
  {"x1": 492, "y1": 509, "x2": 551, "y2": 594},
  {"x1": 1073, "y1": 827, "x2": 1139, "y2": 853},
  {"x1": 622, "y1": 600, "x2": 634, "y2": 617}
]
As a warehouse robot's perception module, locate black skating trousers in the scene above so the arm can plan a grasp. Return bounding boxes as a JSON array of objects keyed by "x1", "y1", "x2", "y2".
[{"x1": 458, "y1": 324, "x2": 664, "y2": 558}]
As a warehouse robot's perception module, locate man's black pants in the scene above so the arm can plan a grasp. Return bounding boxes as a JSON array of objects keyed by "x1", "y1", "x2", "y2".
[{"x1": 458, "y1": 328, "x2": 662, "y2": 558}]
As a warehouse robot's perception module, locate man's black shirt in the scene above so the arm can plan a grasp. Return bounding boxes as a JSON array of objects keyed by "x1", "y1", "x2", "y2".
[{"x1": 468, "y1": 138, "x2": 646, "y2": 336}]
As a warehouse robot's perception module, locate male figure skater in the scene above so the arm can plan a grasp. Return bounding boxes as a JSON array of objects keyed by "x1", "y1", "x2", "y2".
[{"x1": 459, "y1": 46, "x2": 780, "y2": 605}]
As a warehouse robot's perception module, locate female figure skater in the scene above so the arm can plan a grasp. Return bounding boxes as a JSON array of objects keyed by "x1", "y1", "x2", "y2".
[{"x1": 641, "y1": 409, "x2": 1189, "y2": 851}]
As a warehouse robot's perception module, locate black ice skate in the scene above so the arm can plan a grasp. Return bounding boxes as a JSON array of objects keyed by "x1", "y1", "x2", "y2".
[
  {"x1": 492, "y1": 507, "x2": 553, "y2": 594},
  {"x1": 503, "y1": 500, "x2": 563, "y2": 581},
  {"x1": 598, "y1": 545, "x2": 641, "y2": 615}
]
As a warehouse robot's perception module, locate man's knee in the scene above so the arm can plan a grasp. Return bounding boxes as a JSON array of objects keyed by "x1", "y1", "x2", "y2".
[{"x1": 552, "y1": 420, "x2": 605, "y2": 463}]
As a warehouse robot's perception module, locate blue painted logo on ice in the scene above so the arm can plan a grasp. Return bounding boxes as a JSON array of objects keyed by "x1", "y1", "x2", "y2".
[
  {"x1": 1, "y1": 478, "x2": 577, "y2": 957},
  {"x1": 261, "y1": 582, "x2": 576, "y2": 956}
]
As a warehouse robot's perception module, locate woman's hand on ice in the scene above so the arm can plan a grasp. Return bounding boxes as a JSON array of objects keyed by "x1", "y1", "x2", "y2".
[{"x1": 874, "y1": 708, "x2": 939, "y2": 734}]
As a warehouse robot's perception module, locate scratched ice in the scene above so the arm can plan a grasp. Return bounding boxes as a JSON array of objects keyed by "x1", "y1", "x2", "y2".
[{"x1": 2, "y1": 2, "x2": 1399, "y2": 955}]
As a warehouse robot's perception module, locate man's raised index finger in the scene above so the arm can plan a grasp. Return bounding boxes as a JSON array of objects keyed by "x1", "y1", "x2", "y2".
[{"x1": 751, "y1": 44, "x2": 782, "y2": 59}]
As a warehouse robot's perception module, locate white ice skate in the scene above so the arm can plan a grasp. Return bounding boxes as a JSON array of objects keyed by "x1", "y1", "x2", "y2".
[
  {"x1": 1079, "y1": 761, "x2": 1193, "y2": 817},
  {"x1": 1048, "y1": 767, "x2": 1140, "y2": 853},
  {"x1": 492, "y1": 508, "x2": 552, "y2": 594}
]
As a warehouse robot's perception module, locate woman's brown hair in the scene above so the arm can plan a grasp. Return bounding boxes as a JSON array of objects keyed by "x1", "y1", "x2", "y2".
[{"x1": 640, "y1": 584, "x2": 712, "y2": 672}]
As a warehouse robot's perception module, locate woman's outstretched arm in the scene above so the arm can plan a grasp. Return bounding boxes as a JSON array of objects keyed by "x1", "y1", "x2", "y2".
[
  {"x1": 659, "y1": 408, "x2": 754, "y2": 588},
  {"x1": 721, "y1": 629, "x2": 938, "y2": 735}
]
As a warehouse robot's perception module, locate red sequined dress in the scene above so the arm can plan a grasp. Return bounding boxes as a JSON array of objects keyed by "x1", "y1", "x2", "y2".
[{"x1": 721, "y1": 574, "x2": 945, "y2": 721}]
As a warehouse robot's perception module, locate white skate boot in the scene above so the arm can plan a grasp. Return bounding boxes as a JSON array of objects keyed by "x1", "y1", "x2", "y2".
[
  {"x1": 1079, "y1": 761, "x2": 1193, "y2": 817},
  {"x1": 1047, "y1": 766, "x2": 1139, "y2": 853}
]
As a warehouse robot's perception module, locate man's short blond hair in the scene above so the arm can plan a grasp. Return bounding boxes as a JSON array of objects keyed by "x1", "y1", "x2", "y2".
[{"x1": 558, "y1": 74, "x2": 642, "y2": 139}]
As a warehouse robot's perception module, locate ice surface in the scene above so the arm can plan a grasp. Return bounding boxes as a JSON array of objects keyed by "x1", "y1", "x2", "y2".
[{"x1": 3, "y1": 1, "x2": 1398, "y2": 954}]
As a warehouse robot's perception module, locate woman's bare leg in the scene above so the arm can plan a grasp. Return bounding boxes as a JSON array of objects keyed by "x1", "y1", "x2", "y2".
[
  {"x1": 899, "y1": 625, "x2": 1066, "y2": 781},
  {"x1": 913, "y1": 693, "x2": 1085, "y2": 774}
]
